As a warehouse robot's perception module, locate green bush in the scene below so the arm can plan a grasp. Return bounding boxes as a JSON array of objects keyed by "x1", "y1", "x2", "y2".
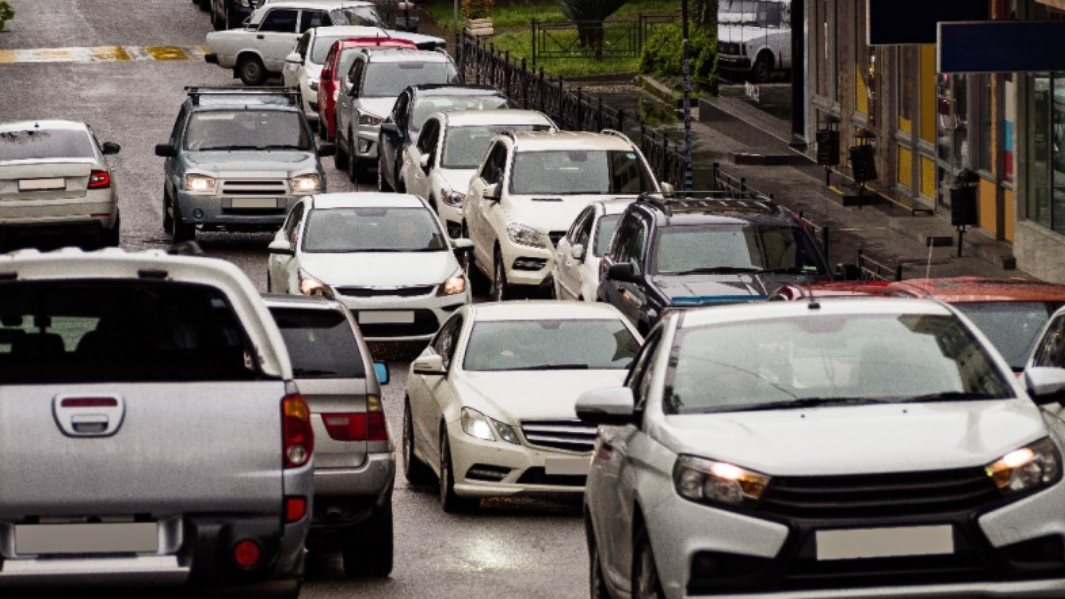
[
  {"x1": 0, "y1": 1, "x2": 15, "y2": 32},
  {"x1": 639, "y1": 23, "x2": 717, "y2": 93}
]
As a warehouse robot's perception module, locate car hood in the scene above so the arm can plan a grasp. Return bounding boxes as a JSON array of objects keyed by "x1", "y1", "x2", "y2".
[
  {"x1": 183, "y1": 150, "x2": 318, "y2": 174},
  {"x1": 510, "y1": 194, "x2": 636, "y2": 234},
  {"x1": 438, "y1": 168, "x2": 476, "y2": 194},
  {"x1": 300, "y1": 250, "x2": 458, "y2": 286},
  {"x1": 456, "y1": 370, "x2": 628, "y2": 423},
  {"x1": 658, "y1": 399, "x2": 1049, "y2": 476},
  {"x1": 357, "y1": 97, "x2": 397, "y2": 120},
  {"x1": 653, "y1": 272, "x2": 829, "y2": 305}
]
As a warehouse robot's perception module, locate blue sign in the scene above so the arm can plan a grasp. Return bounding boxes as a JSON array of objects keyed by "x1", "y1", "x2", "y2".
[
  {"x1": 867, "y1": 0, "x2": 988, "y2": 46},
  {"x1": 939, "y1": 21, "x2": 1065, "y2": 73}
]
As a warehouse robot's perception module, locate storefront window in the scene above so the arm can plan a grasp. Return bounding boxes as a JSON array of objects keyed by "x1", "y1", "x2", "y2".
[
  {"x1": 978, "y1": 75, "x2": 993, "y2": 172},
  {"x1": 1028, "y1": 74, "x2": 1052, "y2": 229},
  {"x1": 899, "y1": 48, "x2": 916, "y2": 133}
]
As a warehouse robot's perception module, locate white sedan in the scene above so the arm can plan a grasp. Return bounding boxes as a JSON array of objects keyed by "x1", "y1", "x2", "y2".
[
  {"x1": 552, "y1": 198, "x2": 633, "y2": 301},
  {"x1": 402, "y1": 301, "x2": 643, "y2": 512}
]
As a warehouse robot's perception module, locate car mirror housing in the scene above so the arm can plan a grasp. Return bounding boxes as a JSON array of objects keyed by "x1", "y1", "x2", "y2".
[
  {"x1": 570, "y1": 243, "x2": 586, "y2": 261},
  {"x1": 419, "y1": 154, "x2": 430, "y2": 170},
  {"x1": 154, "y1": 144, "x2": 176, "y2": 158},
  {"x1": 659, "y1": 181, "x2": 675, "y2": 194},
  {"x1": 1026, "y1": 367, "x2": 1065, "y2": 405},
  {"x1": 102, "y1": 142, "x2": 121, "y2": 155},
  {"x1": 374, "y1": 361, "x2": 390, "y2": 385},
  {"x1": 317, "y1": 142, "x2": 336, "y2": 157},
  {"x1": 413, "y1": 354, "x2": 446, "y2": 376},
  {"x1": 380, "y1": 122, "x2": 398, "y2": 135},
  {"x1": 606, "y1": 262, "x2": 639, "y2": 283},
  {"x1": 483, "y1": 182, "x2": 501, "y2": 201},
  {"x1": 285, "y1": 52, "x2": 302, "y2": 65},
  {"x1": 576, "y1": 387, "x2": 636, "y2": 425},
  {"x1": 267, "y1": 239, "x2": 294, "y2": 255},
  {"x1": 451, "y1": 237, "x2": 474, "y2": 252}
]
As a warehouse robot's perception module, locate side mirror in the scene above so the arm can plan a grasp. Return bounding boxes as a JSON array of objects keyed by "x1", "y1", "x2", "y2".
[
  {"x1": 835, "y1": 263, "x2": 860, "y2": 281},
  {"x1": 380, "y1": 122, "x2": 398, "y2": 135},
  {"x1": 102, "y1": 142, "x2": 121, "y2": 155},
  {"x1": 575, "y1": 387, "x2": 636, "y2": 425},
  {"x1": 285, "y1": 52, "x2": 302, "y2": 65},
  {"x1": 570, "y1": 243, "x2": 586, "y2": 261},
  {"x1": 154, "y1": 144, "x2": 176, "y2": 157},
  {"x1": 373, "y1": 361, "x2": 390, "y2": 385},
  {"x1": 413, "y1": 354, "x2": 446, "y2": 376},
  {"x1": 317, "y1": 142, "x2": 336, "y2": 157},
  {"x1": 483, "y1": 182, "x2": 501, "y2": 201},
  {"x1": 606, "y1": 262, "x2": 639, "y2": 283},
  {"x1": 1026, "y1": 367, "x2": 1065, "y2": 405},
  {"x1": 659, "y1": 181, "x2": 675, "y2": 194},
  {"x1": 267, "y1": 238, "x2": 294, "y2": 255},
  {"x1": 451, "y1": 237, "x2": 474, "y2": 252},
  {"x1": 347, "y1": 84, "x2": 359, "y2": 97},
  {"x1": 419, "y1": 154, "x2": 430, "y2": 170}
]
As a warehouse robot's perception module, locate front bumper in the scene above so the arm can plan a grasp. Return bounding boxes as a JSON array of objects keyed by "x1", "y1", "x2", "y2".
[
  {"x1": 331, "y1": 288, "x2": 468, "y2": 342},
  {"x1": 438, "y1": 199, "x2": 464, "y2": 238},
  {"x1": 500, "y1": 239, "x2": 555, "y2": 287},
  {"x1": 175, "y1": 191, "x2": 301, "y2": 231},
  {"x1": 718, "y1": 55, "x2": 753, "y2": 71},
  {"x1": 355, "y1": 122, "x2": 382, "y2": 161}
]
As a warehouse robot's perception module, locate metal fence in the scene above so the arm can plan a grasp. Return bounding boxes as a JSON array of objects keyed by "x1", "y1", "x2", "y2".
[
  {"x1": 856, "y1": 249, "x2": 904, "y2": 282},
  {"x1": 530, "y1": 14, "x2": 675, "y2": 64}
]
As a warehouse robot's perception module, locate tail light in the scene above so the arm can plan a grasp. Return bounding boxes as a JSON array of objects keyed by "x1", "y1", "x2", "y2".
[
  {"x1": 285, "y1": 496, "x2": 308, "y2": 523},
  {"x1": 88, "y1": 170, "x2": 111, "y2": 189},
  {"x1": 233, "y1": 539, "x2": 261, "y2": 568},
  {"x1": 321, "y1": 395, "x2": 388, "y2": 441},
  {"x1": 282, "y1": 394, "x2": 314, "y2": 468}
]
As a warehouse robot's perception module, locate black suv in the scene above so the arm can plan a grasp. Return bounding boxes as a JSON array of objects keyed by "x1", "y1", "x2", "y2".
[{"x1": 597, "y1": 192, "x2": 832, "y2": 333}]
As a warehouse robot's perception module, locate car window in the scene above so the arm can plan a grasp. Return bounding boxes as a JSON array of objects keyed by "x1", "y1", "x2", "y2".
[
  {"x1": 651, "y1": 224, "x2": 828, "y2": 276},
  {"x1": 322, "y1": 45, "x2": 338, "y2": 77},
  {"x1": 393, "y1": 92, "x2": 411, "y2": 128},
  {"x1": 566, "y1": 207, "x2": 594, "y2": 245},
  {"x1": 302, "y1": 206, "x2": 448, "y2": 253},
  {"x1": 955, "y1": 301, "x2": 1063, "y2": 370},
  {"x1": 309, "y1": 34, "x2": 351, "y2": 64},
  {"x1": 442, "y1": 124, "x2": 551, "y2": 169},
  {"x1": 361, "y1": 61, "x2": 460, "y2": 97},
  {"x1": 626, "y1": 328, "x2": 662, "y2": 410},
  {"x1": 463, "y1": 319, "x2": 640, "y2": 372},
  {"x1": 282, "y1": 201, "x2": 306, "y2": 244},
  {"x1": 416, "y1": 118, "x2": 439, "y2": 154},
  {"x1": 299, "y1": 10, "x2": 329, "y2": 33},
  {"x1": 183, "y1": 110, "x2": 311, "y2": 151},
  {"x1": 411, "y1": 95, "x2": 509, "y2": 132},
  {"x1": 0, "y1": 128, "x2": 95, "y2": 161},
  {"x1": 608, "y1": 214, "x2": 638, "y2": 262},
  {"x1": 295, "y1": 32, "x2": 311, "y2": 58},
  {"x1": 1032, "y1": 314, "x2": 1065, "y2": 369},
  {"x1": 258, "y1": 9, "x2": 298, "y2": 32},
  {"x1": 431, "y1": 313, "x2": 464, "y2": 370},
  {"x1": 593, "y1": 214, "x2": 622, "y2": 257},
  {"x1": 510, "y1": 149, "x2": 656, "y2": 195},
  {"x1": 332, "y1": 6, "x2": 384, "y2": 27},
  {"x1": 338, "y1": 48, "x2": 363, "y2": 80},
  {"x1": 479, "y1": 142, "x2": 507, "y2": 184},
  {"x1": 270, "y1": 307, "x2": 365, "y2": 378}
]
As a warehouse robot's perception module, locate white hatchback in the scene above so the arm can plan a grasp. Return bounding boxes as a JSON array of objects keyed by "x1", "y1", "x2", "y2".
[{"x1": 551, "y1": 198, "x2": 632, "y2": 301}]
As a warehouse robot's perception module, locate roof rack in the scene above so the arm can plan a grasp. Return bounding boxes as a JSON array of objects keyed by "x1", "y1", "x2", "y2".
[
  {"x1": 184, "y1": 86, "x2": 300, "y2": 106},
  {"x1": 636, "y1": 190, "x2": 778, "y2": 217},
  {"x1": 601, "y1": 129, "x2": 636, "y2": 146}
]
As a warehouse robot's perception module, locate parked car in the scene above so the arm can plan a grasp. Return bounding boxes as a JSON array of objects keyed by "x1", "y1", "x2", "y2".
[
  {"x1": 552, "y1": 198, "x2": 633, "y2": 301},
  {"x1": 463, "y1": 130, "x2": 663, "y2": 300},
  {"x1": 768, "y1": 279, "x2": 891, "y2": 300},
  {"x1": 317, "y1": 37, "x2": 419, "y2": 142},
  {"x1": 885, "y1": 277, "x2": 1065, "y2": 372},
  {"x1": 0, "y1": 247, "x2": 313, "y2": 597},
  {"x1": 155, "y1": 86, "x2": 333, "y2": 242},
  {"x1": 579, "y1": 296, "x2": 1065, "y2": 599},
  {"x1": 717, "y1": 0, "x2": 792, "y2": 82},
  {"x1": 334, "y1": 48, "x2": 460, "y2": 182},
  {"x1": 266, "y1": 192, "x2": 473, "y2": 343},
  {"x1": 598, "y1": 191, "x2": 831, "y2": 334},
  {"x1": 0, "y1": 120, "x2": 121, "y2": 249},
  {"x1": 399, "y1": 109, "x2": 557, "y2": 239},
  {"x1": 377, "y1": 84, "x2": 511, "y2": 193},
  {"x1": 211, "y1": 0, "x2": 390, "y2": 31},
  {"x1": 263, "y1": 294, "x2": 394, "y2": 577},
  {"x1": 404, "y1": 301, "x2": 643, "y2": 512}
]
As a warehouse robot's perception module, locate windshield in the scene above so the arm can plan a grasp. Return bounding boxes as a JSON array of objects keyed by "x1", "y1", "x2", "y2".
[
  {"x1": 511, "y1": 150, "x2": 656, "y2": 195},
  {"x1": 184, "y1": 110, "x2": 310, "y2": 151},
  {"x1": 652, "y1": 224, "x2": 827, "y2": 275},
  {"x1": 594, "y1": 214, "x2": 621, "y2": 256},
  {"x1": 270, "y1": 307, "x2": 365, "y2": 378},
  {"x1": 302, "y1": 206, "x2": 447, "y2": 252},
  {"x1": 463, "y1": 319, "x2": 640, "y2": 372},
  {"x1": 362, "y1": 61, "x2": 460, "y2": 97},
  {"x1": 411, "y1": 95, "x2": 510, "y2": 131},
  {"x1": 0, "y1": 128, "x2": 95, "y2": 161},
  {"x1": 442, "y1": 123, "x2": 552, "y2": 168},
  {"x1": 719, "y1": 0, "x2": 785, "y2": 27},
  {"x1": 665, "y1": 313, "x2": 1013, "y2": 415},
  {"x1": 333, "y1": 6, "x2": 384, "y2": 27},
  {"x1": 312, "y1": 35, "x2": 354, "y2": 64},
  {"x1": 954, "y1": 301, "x2": 1064, "y2": 370}
]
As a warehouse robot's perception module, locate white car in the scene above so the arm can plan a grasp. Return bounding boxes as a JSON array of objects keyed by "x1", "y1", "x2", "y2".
[
  {"x1": 0, "y1": 120, "x2": 121, "y2": 248},
  {"x1": 266, "y1": 192, "x2": 472, "y2": 343},
  {"x1": 551, "y1": 198, "x2": 632, "y2": 301},
  {"x1": 403, "y1": 301, "x2": 643, "y2": 512},
  {"x1": 579, "y1": 297, "x2": 1065, "y2": 599},
  {"x1": 399, "y1": 109, "x2": 557, "y2": 239},
  {"x1": 463, "y1": 130, "x2": 663, "y2": 300}
]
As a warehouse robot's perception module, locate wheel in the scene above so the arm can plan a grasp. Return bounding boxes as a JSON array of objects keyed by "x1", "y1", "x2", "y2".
[
  {"x1": 491, "y1": 246, "x2": 510, "y2": 301},
  {"x1": 751, "y1": 52, "x2": 773, "y2": 83},
  {"x1": 377, "y1": 155, "x2": 393, "y2": 192},
  {"x1": 162, "y1": 188, "x2": 174, "y2": 231},
  {"x1": 588, "y1": 526, "x2": 612, "y2": 599},
  {"x1": 632, "y1": 525, "x2": 666, "y2": 599},
  {"x1": 334, "y1": 125, "x2": 349, "y2": 170},
  {"x1": 439, "y1": 431, "x2": 476, "y2": 513},
  {"x1": 346, "y1": 132, "x2": 360, "y2": 183},
  {"x1": 342, "y1": 501, "x2": 394, "y2": 577},
  {"x1": 318, "y1": 115, "x2": 328, "y2": 140},
  {"x1": 171, "y1": 200, "x2": 196, "y2": 242},
  {"x1": 237, "y1": 55, "x2": 267, "y2": 86},
  {"x1": 101, "y1": 212, "x2": 120, "y2": 247},
  {"x1": 403, "y1": 398, "x2": 434, "y2": 484}
]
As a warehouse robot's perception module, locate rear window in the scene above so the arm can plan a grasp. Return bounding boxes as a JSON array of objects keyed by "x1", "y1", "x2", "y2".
[
  {"x1": 0, "y1": 129, "x2": 95, "y2": 161},
  {"x1": 270, "y1": 307, "x2": 365, "y2": 378},
  {"x1": 0, "y1": 280, "x2": 263, "y2": 383}
]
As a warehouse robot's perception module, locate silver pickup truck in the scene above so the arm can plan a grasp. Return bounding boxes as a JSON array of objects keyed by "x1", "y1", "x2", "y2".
[{"x1": 0, "y1": 247, "x2": 313, "y2": 597}]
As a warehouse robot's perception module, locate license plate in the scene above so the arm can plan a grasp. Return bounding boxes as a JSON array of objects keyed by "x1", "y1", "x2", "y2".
[
  {"x1": 16, "y1": 522, "x2": 159, "y2": 555},
  {"x1": 545, "y1": 456, "x2": 590, "y2": 476},
  {"x1": 816, "y1": 525, "x2": 953, "y2": 561},
  {"x1": 18, "y1": 178, "x2": 65, "y2": 191},
  {"x1": 230, "y1": 197, "x2": 278, "y2": 209},
  {"x1": 359, "y1": 310, "x2": 415, "y2": 324}
]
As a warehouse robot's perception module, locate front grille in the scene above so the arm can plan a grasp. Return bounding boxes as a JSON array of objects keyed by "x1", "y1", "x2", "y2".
[
  {"x1": 520, "y1": 420, "x2": 597, "y2": 453},
  {"x1": 355, "y1": 309, "x2": 438, "y2": 338},
  {"x1": 548, "y1": 231, "x2": 566, "y2": 247},
  {"x1": 516, "y1": 467, "x2": 586, "y2": 487},
  {"x1": 759, "y1": 467, "x2": 1001, "y2": 520},
  {"x1": 221, "y1": 179, "x2": 288, "y2": 195},
  {"x1": 336, "y1": 285, "x2": 435, "y2": 298}
]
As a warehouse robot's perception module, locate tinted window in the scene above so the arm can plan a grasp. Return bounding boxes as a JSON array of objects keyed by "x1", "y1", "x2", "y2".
[
  {"x1": 0, "y1": 281, "x2": 260, "y2": 383},
  {"x1": 594, "y1": 214, "x2": 621, "y2": 256},
  {"x1": 954, "y1": 301, "x2": 1063, "y2": 370},
  {"x1": 362, "y1": 61, "x2": 460, "y2": 97},
  {"x1": 303, "y1": 206, "x2": 447, "y2": 252},
  {"x1": 463, "y1": 319, "x2": 640, "y2": 371},
  {"x1": 652, "y1": 224, "x2": 827, "y2": 275},
  {"x1": 0, "y1": 128, "x2": 95, "y2": 161},
  {"x1": 510, "y1": 150, "x2": 655, "y2": 195},
  {"x1": 184, "y1": 110, "x2": 310, "y2": 151},
  {"x1": 270, "y1": 307, "x2": 365, "y2": 378},
  {"x1": 442, "y1": 124, "x2": 551, "y2": 169},
  {"x1": 259, "y1": 9, "x2": 298, "y2": 32},
  {"x1": 333, "y1": 6, "x2": 384, "y2": 26},
  {"x1": 411, "y1": 95, "x2": 509, "y2": 131}
]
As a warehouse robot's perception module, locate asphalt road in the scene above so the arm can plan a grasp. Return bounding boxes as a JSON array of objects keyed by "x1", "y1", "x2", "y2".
[{"x1": 0, "y1": 1, "x2": 587, "y2": 597}]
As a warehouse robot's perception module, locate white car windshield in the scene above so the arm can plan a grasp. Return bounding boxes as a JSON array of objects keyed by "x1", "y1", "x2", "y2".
[
  {"x1": 332, "y1": 6, "x2": 384, "y2": 27},
  {"x1": 665, "y1": 313, "x2": 1013, "y2": 415},
  {"x1": 442, "y1": 124, "x2": 552, "y2": 169},
  {"x1": 463, "y1": 319, "x2": 640, "y2": 371},
  {"x1": 510, "y1": 150, "x2": 655, "y2": 195},
  {"x1": 362, "y1": 61, "x2": 459, "y2": 97},
  {"x1": 0, "y1": 129, "x2": 95, "y2": 161},
  {"x1": 954, "y1": 301, "x2": 1064, "y2": 371},
  {"x1": 652, "y1": 224, "x2": 827, "y2": 275},
  {"x1": 184, "y1": 110, "x2": 310, "y2": 151},
  {"x1": 410, "y1": 95, "x2": 509, "y2": 131},
  {"x1": 302, "y1": 206, "x2": 447, "y2": 252}
]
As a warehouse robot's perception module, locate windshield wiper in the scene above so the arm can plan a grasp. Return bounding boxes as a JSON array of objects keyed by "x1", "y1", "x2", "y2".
[
  {"x1": 259, "y1": 144, "x2": 306, "y2": 150},
  {"x1": 717, "y1": 397, "x2": 894, "y2": 413},
  {"x1": 509, "y1": 363, "x2": 591, "y2": 371},
  {"x1": 758, "y1": 267, "x2": 818, "y2": 275},
  {"x1": 293, "y1": 368, "x2": 339, "y2": 376},
  {"x1": 672, "y1": 266, "x2": 762, "y2": 275},
  {"x1": 897, "y1": 391, "x2": 1006, "y2": 403}
]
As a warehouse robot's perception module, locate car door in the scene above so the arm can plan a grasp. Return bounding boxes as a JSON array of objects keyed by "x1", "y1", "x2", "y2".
[
  {"x1": 408, "y1": 118, "x2": 439, "y2": 200},
  {"x1": 283, "y1": 31, "x2": 311, "y2": 88},
  {"x1": 556, "y1": 206, "x2": 594, "y2": 300},
  {"x1": 337, "y1": 58, "x2": 365, "y2": 148},
  {"x1": 402, "y1": 116, "x2": 433, "y2": 200},
  {"x1": 255, "y1": 8, "x2": 300, "y2": 71},
  {"x1": 268, "y1": 200, "x2": 306, "y2": 293},
  {"x1": 380, "y1": 90, "x2": 411, "y2": 185},
  {"x1": 409, "y1": 312, "x2": 464, "y2": 470},
  {"x1": 466, "y1": 141, "x2": 507, "y2": 272},
  {"x1": 602, "y1": 213, "x2": 647, "y2": 326}
]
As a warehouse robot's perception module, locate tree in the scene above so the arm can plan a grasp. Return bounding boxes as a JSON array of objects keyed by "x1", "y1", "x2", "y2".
[
  {"x1": 0, "y1": 1, "x2": 15, "y2": 33},
  {"x1": 693, "y1": 0, "x2": 718, "y2": 30},
  {"x1": 554, "y1": 0, "x2": 631, "y2": 60}
]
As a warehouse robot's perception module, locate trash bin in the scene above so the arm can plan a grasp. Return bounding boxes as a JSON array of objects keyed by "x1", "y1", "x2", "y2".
[
  {"x1": 816, "y1": 130, "x2": 840, "y2": 166},
  {"x1": 950, "y1": 169, "x2": 979, "y2": 227},
  {"x1": 849, "y1": 144, "x2": 877, "y2": 183}
]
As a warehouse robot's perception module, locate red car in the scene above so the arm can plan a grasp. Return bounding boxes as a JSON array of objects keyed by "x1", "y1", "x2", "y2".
[
  {"x1": 769, "y1": 280, "x2": 891, "y2": 301},
  {"x1": 317, "y1": 37, "x2": 417, "y2": 142},
  {"x1": 885, "y1": 277, "x2": 1065, "y2": 372}
]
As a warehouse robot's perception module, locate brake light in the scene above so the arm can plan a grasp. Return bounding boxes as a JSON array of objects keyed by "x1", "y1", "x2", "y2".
[
  {"x1": 285, "y1": 496, "x2": 307, "y2": 523},
  {"x1": 282, "y1": 394, "x2": 314, "y2": 468},
  {"x1": 322, "y1": 412, "x2": 388, "y2": 441},
  {"x1": 233, "y1": 539, "x2": 261, "y2": 568},
  {"x1": 88, "y1": 170, "x2": 111, "y2": 189},
  {"x1": 61, "y1": 397, "x2": 118, "y2": 408}
]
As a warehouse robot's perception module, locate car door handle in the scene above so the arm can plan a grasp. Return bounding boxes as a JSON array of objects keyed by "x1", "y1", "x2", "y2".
[{"x1": 256, "y1": 34, "x2": 264, "y2": 39}]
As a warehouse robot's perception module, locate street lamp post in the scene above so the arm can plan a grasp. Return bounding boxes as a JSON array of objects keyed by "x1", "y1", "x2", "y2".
[{"x1": 681, "y1": 0, "x2": 693, "y2": 191}]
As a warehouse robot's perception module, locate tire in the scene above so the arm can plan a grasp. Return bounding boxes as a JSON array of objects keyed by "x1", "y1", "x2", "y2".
[
  {"x1": 162, "y1": 188, "x2": 174, "y2": 232},
  {"x1": 403, "y1": 398, "x2": 434, "y2": 485},
  {"x1": 439, "y1": 431, "x2": 476, "y2": 513},
  {"x1": 171, "y1": 200, "x2": 196, "y2": 242},
  {"x1": 377, "y1": 155, "x2": 393, "y2": 192},
  {"x1": 466, "y1": 229, "x2": 490, "y2": 296},
  {"x1": 237, "y1": 55, "x2": 268, "y2": 86},
  {"x1": 588, "y1": 526, "x2": 613, "y2": 599},
  {"x1": 342, "y1": 501, "x2": 394, "y2": 578},
  {"x1": 334, "y1": 125, "x2": 349, "y2": 170},
  {"x1": 346, "y1": 132, "x2": 360, "y2": 183},
  {"x1": 632, "y1": 525, "x2": 666, "y2": 599},
  {"x1": 491, "y1": 246, "x2": 510, "y2": 302},
  {"x1": 751, "y1": 52, "x2": 773, "y2": 83},
  {"x1": 101, "y1": 212, "x2": 120, "y2": 248}
]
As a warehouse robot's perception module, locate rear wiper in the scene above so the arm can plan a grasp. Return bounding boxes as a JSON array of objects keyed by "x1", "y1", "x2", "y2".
[
  {"x1": 509, "y1": 363, "x2": 590, "y2": 371},
  {"x1": 725, "y1": 397, "x2": 894, "y2": 412},
  {"x1": 898, "y1": 391, "x2": 1006, "y2": 403},
  {"x1": 293, "y1": 368, "x2": 339, "y2": 376},
  {"x1": 673, "y1": 266, "x2": 762, "y2": 275}
]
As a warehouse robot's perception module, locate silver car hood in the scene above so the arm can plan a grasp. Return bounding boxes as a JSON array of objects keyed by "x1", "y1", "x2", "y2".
[{"x1": 300, "y1": 250, "x2": 458, "y2": 287}]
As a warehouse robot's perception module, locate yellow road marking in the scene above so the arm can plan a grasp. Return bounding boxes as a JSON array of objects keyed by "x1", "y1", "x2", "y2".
[
  {"x1": 145, "y1": 46, "x2": 187, "y2": 61},
  {"x1": 0, "y1": 50, "x2": 16, "y2": 64},
  {"x1": 0, "y1": 46, "x2": 208, "y2": 65},
  {"x1": 32, "y1": 48, "x2": 75, "y2": 62},
  {"x1": 91, "y1": 46, "x2": 131, "y2": 62}
]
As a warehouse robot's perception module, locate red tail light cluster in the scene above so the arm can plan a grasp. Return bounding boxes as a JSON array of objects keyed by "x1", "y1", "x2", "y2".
[
  {"x1": 88, "y1": 170, "x2": 111, "y2": 189},
  {"x1": 281, "y1": 394, "x2": 314, "y2": 469},
  {"x1": 60, "y1": 397, "x2": 118, "y2": 408},
  {"x1": 321, "y1": 395, "x2": 388, "y2": 442},
  {"x1": 285, "y1": 496, "x2": 308, "y2": 523},
  {"x1": 233, "y1": 539, "x2": 261, "y2": 569}
]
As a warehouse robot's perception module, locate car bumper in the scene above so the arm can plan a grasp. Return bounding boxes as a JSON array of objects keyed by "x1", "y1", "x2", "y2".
[
  {"x1": 313, "y1": 452, "x2": 395, "y2": 498},
  {"x1": 500, "y1": 240, "x2": 555, "y2": 287},
  {"x1": 175, "y1": 192, "x2": 303, "y2": 231},
  {"x1": 355, "y1": 124, "x2": 381, "y2": 161},
  {"x1": 719, "y1": 55, "x2": 753, "y2": 70},
  {"x1": 0, "y1": 192, "x2": 117, "y2": 229},
  {"x1": 438, "y1": 200, "x2": 464, "y2": 238},
  {"x1": 331, "y1": 290, "x2": 468, "y2": 342}
]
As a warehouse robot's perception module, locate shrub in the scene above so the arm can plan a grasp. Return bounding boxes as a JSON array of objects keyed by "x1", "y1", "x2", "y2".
[
  {"x1": 639, "y1": 23, "x2": 717, "y2": 93},
  {"x1": 462, "y1": 0, "x2": 493, "y2": 19},
  {"x1": 0, "y1": 1, "x2": 15, "y2": 33}
]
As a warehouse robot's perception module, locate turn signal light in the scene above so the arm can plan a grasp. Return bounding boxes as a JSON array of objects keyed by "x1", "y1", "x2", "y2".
[
  {"x1": 282, "y1": 394, "x2": 314, "y2": 468},
  {"x1": 88, "y1": 170, "x2": 111, "y2": 189},
  {"x1": 233, "y1": 539, "x2": 261, "y2": 569},
  {"x1": 285, "y1": 496, "x2": 308, "y2": 523}
]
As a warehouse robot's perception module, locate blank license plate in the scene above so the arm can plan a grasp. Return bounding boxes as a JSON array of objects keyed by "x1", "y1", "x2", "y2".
[
  {"x1": 230, "y1": 197, "x2": 278, "y2": 209},
  {"x1": 816, "y1": 525, "x2": 953, "y2": 561},
  {"x1": 19, "y1": 178, "x2": 65, "y2": 191},
  {"x1": 359, "y1": 311, "x2": 414, "y2": 324},
  {"x1": 545, "y1": 457, "x2": 590, "y2": 476},
  {"x1": 16, "y1": 523, "x2": 159, "y2": 555}
]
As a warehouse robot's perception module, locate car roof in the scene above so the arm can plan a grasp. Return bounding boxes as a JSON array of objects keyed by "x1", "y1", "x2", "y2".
[
  {"x1": 629, "y1": 194, "x2": 798, "y2": 226},
  {"x1": 360, "y1": 48, "x2": 450, "y2": 62},
  {"x1": 409, "y1": 84, "x2": 503, "y2": 97},
  {"x1": 262, "y1": 0, "x2": 373, "y2": 8},
  {"x1": 678, "y1": 296, "x2": 954, "y2": 329},
  {"x1": 595, "y1": 198, "x2": 638, "y2": 215},
  {"x1": 469, "y1": 300, "x2": 629, "y2": 322},
  {"x1": 334, "y1": 37, "x2": 416, "y2": 52},
  {"x1": 310, "y1": 192, "x2": 425, "y2": 209},
  {"x1": 885, "y1": 277, "x2": 1065, "y2": 302},
  {"x1": 0, "y1": 120, "x2": 90, "y2": 133},
  {"x1": 440, "y1": 109, "x2": 554, "y2": 128},
  {"x1": 508, "y1": 130, "x2": 635, "y2": 152},
  {"x1": 310, "y1": 25, "x2": 389, "y2": 39}
]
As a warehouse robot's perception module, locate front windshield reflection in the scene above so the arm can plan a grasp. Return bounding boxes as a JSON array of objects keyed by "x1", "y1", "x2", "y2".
[{"x1": 463, "y1": 319, "x2": 640, "y2": 371}]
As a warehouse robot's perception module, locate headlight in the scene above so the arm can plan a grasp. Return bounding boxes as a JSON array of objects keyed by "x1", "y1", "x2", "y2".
[
  {"x1": 298, "y1": 269, "x2": 331, "y2": 297},
  {"x1": 506, "y1": 223, "x2": 547, "y2": 249},
  {"x1": 673, "y1": 455, "x2": 770, "y2": 507},
  {"x1": 309, "y1": 78, "x2": 319, "y2": 91},
  {"x1": 291, "y1": 174, "x2": 321, "y2": 193},
  {"x1": 438, "y1": 269, "x2": 466, "y2": 296},
  {"x1": 185, "y1": 174, "x2": 217, "y2": 193},
  {"x1": 986, "y1": 438, "x2": 1062, "y2": 496},
  {"x1": 358, "y1": 112, "x2": 384, "y2": 126},
  {"x1": 460, "y1": 407, "x2": 519, "y2": 444},
  {"x1": 442, "y1": 189, "x2": 466, "y2": 207}
]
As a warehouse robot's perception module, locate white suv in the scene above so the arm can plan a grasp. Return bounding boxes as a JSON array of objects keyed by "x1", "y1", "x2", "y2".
[{"x1": 462, "y1": 130, "x2": 662, "y2": 300}]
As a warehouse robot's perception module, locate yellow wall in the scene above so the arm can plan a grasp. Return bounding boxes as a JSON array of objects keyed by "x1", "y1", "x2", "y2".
[
  {"x1": 979, "y1": 178, "x2": 997, "y2": 232},
  {"x1": 856, "y1": 68, "x2": 868, "y2": 115},
  {"x1": 920, "y1": 45, "x2": 936, "y2": 144},
  {"x1": 1005, "y1": 188, "x2": 1015, "y2": 242},
  {"x1": 921, "y1": 156, "x2": 936, "y2": 198},
  {"x1": 898, "y1": 146, "x2": 913, "y2": 188}
]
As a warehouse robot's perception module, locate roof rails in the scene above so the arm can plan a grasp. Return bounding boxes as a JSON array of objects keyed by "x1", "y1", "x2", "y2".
[
  {"x1": 636, "y1": 190, "x2": 779, "y2": 217},
  {"x1": 184, "y1": 86, "x2": 300, "y2": 106},
  {"x1": 601, "y1": 129, "x2": 636, "y2": 146}
]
